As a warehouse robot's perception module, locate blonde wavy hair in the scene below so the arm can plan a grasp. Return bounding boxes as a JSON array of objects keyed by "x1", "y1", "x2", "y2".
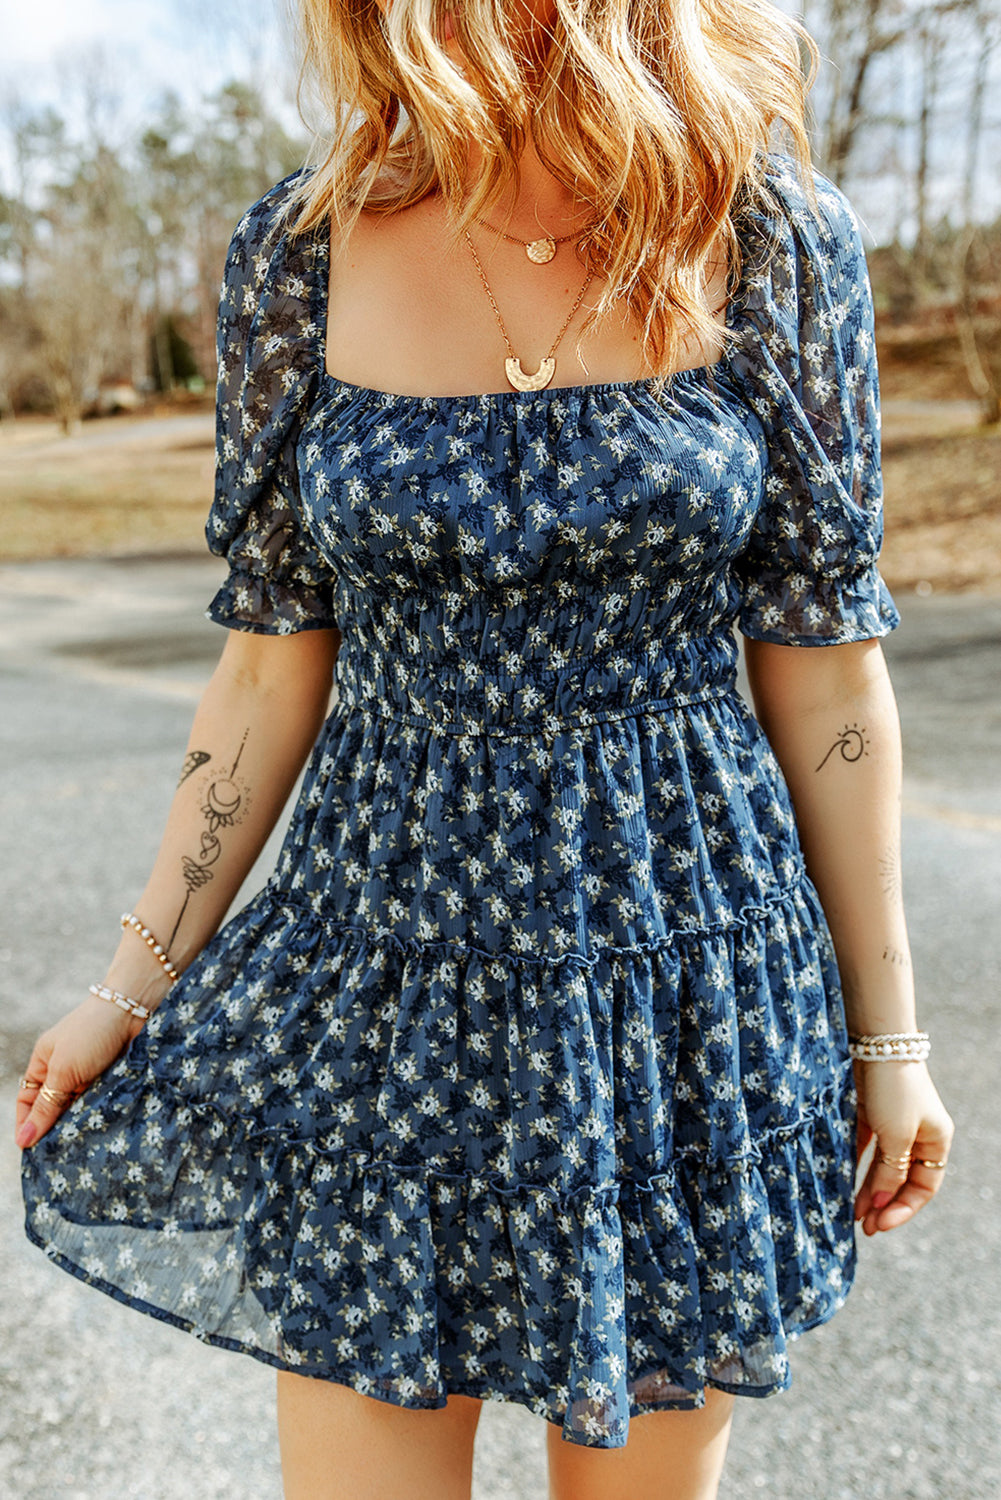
[{"x1": 285, "y1": 0, "x2": 819, "y2": 396}]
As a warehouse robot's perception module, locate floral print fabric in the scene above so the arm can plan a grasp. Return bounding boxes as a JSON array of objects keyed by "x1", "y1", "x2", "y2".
[{"x1": 22, "y1": 153, "x2": 900, "y2": 1448}]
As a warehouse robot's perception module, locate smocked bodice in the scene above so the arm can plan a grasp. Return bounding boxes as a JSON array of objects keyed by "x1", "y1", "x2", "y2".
[
  {"x1": 205, "y1": 154, "x2": 899, "y2": 654},
  {"x1": 294, "y1": 370, "x2": 764, "y2": 730}
]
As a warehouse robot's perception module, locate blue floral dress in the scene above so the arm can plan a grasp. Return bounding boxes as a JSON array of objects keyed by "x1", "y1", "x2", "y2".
[{"x1": 21, "y1": 151, "x2": 899, "y2": 1448}]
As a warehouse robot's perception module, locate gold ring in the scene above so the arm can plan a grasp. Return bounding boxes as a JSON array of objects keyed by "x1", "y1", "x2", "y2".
[
  {"x1": 914, "y1": 1158, "x2": 947, "y2": 1169},
  {"x1": 18, "y1": 1077, "x2": 42, "y2": 1090},
  {"x1": 877, "y1": 1150, "x2": 912, "y2": 1169},
  {"x1": 39, "y1": 1085, "x2": 73, "y2": 1105}
]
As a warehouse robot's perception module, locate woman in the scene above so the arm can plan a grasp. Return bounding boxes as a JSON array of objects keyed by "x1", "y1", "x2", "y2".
[{"x1": 17, "y1": 0, "x2": 954, "y2": 1496}]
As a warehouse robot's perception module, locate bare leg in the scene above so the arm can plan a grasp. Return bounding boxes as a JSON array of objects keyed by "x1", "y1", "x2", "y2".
[
  {"x1": 546, "y1": 1385, "x2": 736, "y2": 1500},
  {"x1": 276, "y1": 1371, "x2": 483, "y2": 1500}
]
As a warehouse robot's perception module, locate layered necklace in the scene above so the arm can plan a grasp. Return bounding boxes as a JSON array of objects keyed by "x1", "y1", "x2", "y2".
[{"x1": 462, "y1": 211, "x2": 601, "y2": 392}]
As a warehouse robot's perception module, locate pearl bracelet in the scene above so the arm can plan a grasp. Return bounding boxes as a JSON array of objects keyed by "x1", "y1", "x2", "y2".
[
  {"x1": 120, "y1": 911, "x2": 180, "y2": 985},
  {"x1": 89, "y1": 982, "x2": 153, "y2": 1022},
  {"x1": 847, "y1": 1031, "x2": 930, "y2": 1061}
]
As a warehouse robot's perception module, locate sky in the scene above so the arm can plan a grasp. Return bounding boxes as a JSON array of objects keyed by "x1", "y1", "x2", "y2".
[
  {"x1": 1, "y1": 0, "x2": 297, "y2": 116},
  {"x1": 1, "y1": 0, "x2": 289, "y2": 72},
  {"x1": 4, "y1": 0, "x2": 175, "y2": 68}
]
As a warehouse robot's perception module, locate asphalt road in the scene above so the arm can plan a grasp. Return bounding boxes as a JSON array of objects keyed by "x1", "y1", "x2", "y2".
[{"x1": 1, "y1": 556, "x2": 998, "y2": 1500}]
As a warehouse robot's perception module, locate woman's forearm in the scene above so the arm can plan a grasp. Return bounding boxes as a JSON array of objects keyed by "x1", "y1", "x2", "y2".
[
  {"x1": 100, "y1": 628, "x2": 339, "y2": 1012},
  {"x1": 744, "y1": 636, "x2": 917, "y2": 1037}
]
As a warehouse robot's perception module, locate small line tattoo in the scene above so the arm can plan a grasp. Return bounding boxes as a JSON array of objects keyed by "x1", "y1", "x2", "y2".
[
  {"x1": 230, "y1": 728, "x2": 249, "y2": 776},
  {"x1": 815, "y1": 723, "x2": 870, "y2": 773},
  {"x1": 882, "y1": 946, "x2": 910, "y2": 968},
  {"x1": 178, "y1": 750, "x2": 211, "y2": 787},
  {"x1": 168, "y1": 899, "x2": 188, "y2": 953}
]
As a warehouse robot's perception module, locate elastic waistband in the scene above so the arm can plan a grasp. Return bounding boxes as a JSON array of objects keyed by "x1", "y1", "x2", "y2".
[{"x1": 333, "y1": 633, "x2": 738, "y2": 734}]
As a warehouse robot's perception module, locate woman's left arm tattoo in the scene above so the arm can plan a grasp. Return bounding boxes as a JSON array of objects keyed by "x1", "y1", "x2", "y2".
[
  {"x1": 177, "y1": 750, "x2": 212, "y2": 787},
  {"x1": 815, "y1": 723, "x2": 870, "y2": 773},
  {"x1": 879, "y1": 842, "x2": 904, "y2": 902}
]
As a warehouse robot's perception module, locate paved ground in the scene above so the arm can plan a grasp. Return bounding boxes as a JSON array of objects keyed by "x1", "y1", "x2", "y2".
[
  {"x1": 0, "y1": 412, "x2": 213, "y2": 456},
  {"x1": 1, "y1": 557, "x2": 998, "y2": 1500}
]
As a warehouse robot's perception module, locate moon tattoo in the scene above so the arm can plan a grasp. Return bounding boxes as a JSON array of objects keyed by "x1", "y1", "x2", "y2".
[
  {"x1": 202, "y1": 778, "x2": 244, "y2": 832},
  {"x1": 815, "y1": 723, "x2": 870, "y2": 773}
]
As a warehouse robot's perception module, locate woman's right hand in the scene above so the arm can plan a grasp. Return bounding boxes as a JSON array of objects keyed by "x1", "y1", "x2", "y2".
[
  {"x1": 14, "y1": 995, "x2": 146, "y2": 1151},
  {"x1": 15, "y1": 632, "x2": 340, "y2": 1155}
]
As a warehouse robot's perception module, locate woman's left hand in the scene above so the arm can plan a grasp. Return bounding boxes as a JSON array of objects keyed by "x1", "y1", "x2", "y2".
[{"x1": 853, "y1": 1060, "x2": 955, "y2": 1236}]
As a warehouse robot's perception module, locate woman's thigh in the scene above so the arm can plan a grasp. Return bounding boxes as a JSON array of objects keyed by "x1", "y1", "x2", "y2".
[
  {"x1": 546, "y1": 1386, "x2": 736, "y2": 1500},
  {"x1": 276, "y1": 1371, "x2": 483, "y2": 1500}
]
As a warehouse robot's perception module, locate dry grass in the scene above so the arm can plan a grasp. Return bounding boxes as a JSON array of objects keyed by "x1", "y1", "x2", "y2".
[
  {"x1": 881, "y1": 419, "x2": 1001, "y2": 594},
  {"x1": 0, "y1": 407, "x2": 215, "y2": 561}
]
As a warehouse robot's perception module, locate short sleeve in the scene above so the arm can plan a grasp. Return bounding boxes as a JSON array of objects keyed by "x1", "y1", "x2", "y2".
[
  {"x1": 727, "y1": 156, "x2": 901, "y2": 646},
  {"x1": 205, "y1": 172, "x2": 338, "y2": 635}
]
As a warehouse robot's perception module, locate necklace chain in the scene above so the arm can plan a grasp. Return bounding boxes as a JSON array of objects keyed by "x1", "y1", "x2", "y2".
[
  {"x1": 474, "y1": 218, "x2": 588, "y2": 248},
  {"x1": 463, "y1": 225, "x2": 596, "y2": 391},
  {"x1": 473, "y1": 215, "x2": 593, "y2": 260}
]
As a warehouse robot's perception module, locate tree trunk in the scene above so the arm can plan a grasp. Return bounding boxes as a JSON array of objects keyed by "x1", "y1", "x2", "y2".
[{"x1": 953, "y1": 228, "x2": 1001, "y2": 428}]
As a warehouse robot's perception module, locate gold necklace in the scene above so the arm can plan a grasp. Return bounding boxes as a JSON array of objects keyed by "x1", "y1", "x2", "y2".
[
  {"x1": 463, "y1": 228, "x2": 595, "y2": 391},
  {"x1": 473, "y1": 217, "x2": 594, "y2": 264}
]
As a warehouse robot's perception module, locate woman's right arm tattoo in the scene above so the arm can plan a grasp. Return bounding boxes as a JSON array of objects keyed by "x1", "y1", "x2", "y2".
[{"x1": 168, "y1": 729, "x2": 252, "y2": 949}]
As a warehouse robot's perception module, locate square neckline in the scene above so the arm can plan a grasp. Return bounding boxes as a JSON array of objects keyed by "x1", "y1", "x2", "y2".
[{"x1": 315, "y1": 209, "x2": 751, "y2": 405}]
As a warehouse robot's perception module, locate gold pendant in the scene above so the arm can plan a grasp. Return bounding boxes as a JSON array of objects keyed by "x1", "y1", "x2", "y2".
[
  {"x1": 526, "y1": 237, "x2": 556, "y2": 264},
  {"x1": 505, "y1": 356, "x2": 556, "y2": 391}
]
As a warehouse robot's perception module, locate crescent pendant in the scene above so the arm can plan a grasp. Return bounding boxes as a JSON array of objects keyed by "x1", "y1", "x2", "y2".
[{"x1": 505, "y1": 356, "x2": 556, "y2": 392}]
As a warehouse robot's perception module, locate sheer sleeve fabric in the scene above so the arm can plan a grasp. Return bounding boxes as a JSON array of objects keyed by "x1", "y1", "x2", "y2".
[
  {"x1": 205, "y1": 172, "x2": 337, "y2": 635},
  {"x1": 727, "y1": 157, "x2": 900, "y2": 646}
]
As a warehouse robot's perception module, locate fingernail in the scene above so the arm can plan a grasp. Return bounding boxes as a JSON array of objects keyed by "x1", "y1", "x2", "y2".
[
  {"x1": 872, "y1": 1190, "x2": 893, "y2": 1209},
  {"x1": 16, "y1": 1121, "x2": 36, "y2": 1148}
]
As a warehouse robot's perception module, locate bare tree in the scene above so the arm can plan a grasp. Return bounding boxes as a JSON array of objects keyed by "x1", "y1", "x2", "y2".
[
  {"x1": 809, "y1": 0, "x2": 911, "y2": 182},
  {"x1": 913, "y1": 6, "x2": 950, "y2": 284},
  {"x1": 961, "y1": 0, "x2": 1000, "y2": 223},
  {"x1": 29, "y1": 259, "x2": 119, "y2": 433},
  {"x1": 0, "y1": 42, "x2": 304, "y2": 426},
  {"x1": 952, "y1": 226, "x2": 1001, "y2": 425}
]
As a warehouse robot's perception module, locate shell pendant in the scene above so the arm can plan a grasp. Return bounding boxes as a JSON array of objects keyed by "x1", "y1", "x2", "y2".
[
  {"x1": 505, "y1": 356, "x2": 556, "y2": 391},
  {"x1": 526, "y1": 237, "x2": 557, "y2": 263}
]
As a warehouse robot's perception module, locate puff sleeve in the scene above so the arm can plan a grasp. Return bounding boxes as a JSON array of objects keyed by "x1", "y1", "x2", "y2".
[
  {"x1": 204, "y1": 172, "x2": 338, "y2": 635},
  {"x1": 727, "y1": 157, "x2": 901, "y2": 645}
]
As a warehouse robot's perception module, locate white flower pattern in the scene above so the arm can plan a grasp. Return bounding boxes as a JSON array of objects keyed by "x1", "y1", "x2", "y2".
[{"x1": 22, "y1": 153, "x2": 900, "y2": 1449}]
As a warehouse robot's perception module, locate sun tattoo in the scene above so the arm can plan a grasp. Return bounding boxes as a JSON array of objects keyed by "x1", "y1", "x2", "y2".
[
  {"x1": 879, "y1": 844, "x2": 904, "y2": 901},
  {"x1": 168, "y1": 729, "x2": 251, "y2": 948},
  {"x1": 815, "y1": 723, "x2": 870, "y2": 773}
]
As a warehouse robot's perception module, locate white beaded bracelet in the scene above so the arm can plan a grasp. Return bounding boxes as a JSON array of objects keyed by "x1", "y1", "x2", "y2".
[
  {"x1": 120, "y1": 911, "x2": 180, "y2": 985},
  {"x1": 89, "y1": 982, "x2": 153, "y2": 1022},
  {"x1": 848, "y1": 1031, "x2": 930, "y2": 1062}
]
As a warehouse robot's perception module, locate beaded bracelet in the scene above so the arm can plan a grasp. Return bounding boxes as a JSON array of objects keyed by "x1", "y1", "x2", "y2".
[
  {"x1": 120, "y1": 911, "x2": 180, "y2": 985},
  {"x1": 848, "y1": 1031, "x2": 930, "y2": 1062},
  {"x1": 89, "y1": 982, "x2": 153, "y2": 1022}
]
